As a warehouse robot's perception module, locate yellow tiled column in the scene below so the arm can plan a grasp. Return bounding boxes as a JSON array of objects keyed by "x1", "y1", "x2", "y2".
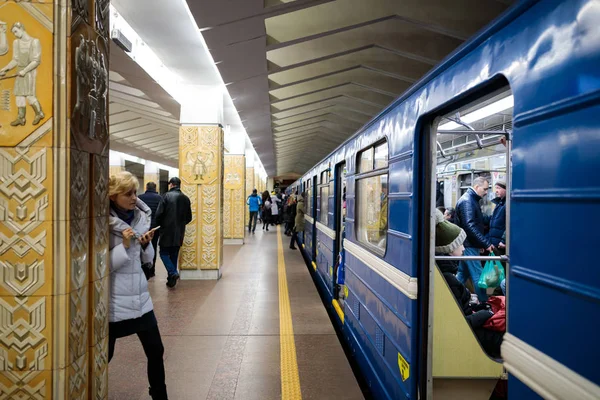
[
  {"x1": 223, "y1": 155, "x2": 245, "y2": 244},
  {"x1": 178, "y1": 126, "x2": 224, "y2": 280},
  {"x1": 245, "y1": 166, "x2": 255, "y2": 230},
  {"x1": 0, "y1": 1, "x2": 110, "y2": 398}
]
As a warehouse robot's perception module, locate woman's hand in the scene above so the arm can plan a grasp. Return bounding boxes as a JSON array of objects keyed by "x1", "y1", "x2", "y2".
[
  {"x1": 122, "y1": 228, "x2": 135, "y2": 249},
  {"x1": 139, "y1": 230, "x2": 154, "y2": 246}
]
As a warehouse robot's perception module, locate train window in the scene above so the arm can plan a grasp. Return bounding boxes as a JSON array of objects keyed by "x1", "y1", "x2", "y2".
[
  {"x1": 358, "y1": 147, "x2": 374, "y2": 173},
  {"x1": 356, "y1": 174, "x2": 388, "y2": 252},
  {"x1": 356, "y1": 141, "x2": 389, "y2": 253},
  {"x1": 374, "y1": 143, "x2": 388, "y2": 169},
  {"x1": 306, "y1": 179, "x2": 313, "y2": 217},
  {"x1": 320, "y1": 184, "x2": 329, "y2": 225}
]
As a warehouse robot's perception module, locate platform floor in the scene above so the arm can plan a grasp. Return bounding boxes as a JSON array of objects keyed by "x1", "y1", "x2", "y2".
[{"x1": 108, "y1": 226, "x2": 365, "y2": 399}]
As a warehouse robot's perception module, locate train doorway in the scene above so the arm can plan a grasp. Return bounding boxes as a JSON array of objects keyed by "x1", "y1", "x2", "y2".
[{"x1": 422, "y1": 83, "x2": 513, "y2": 399}]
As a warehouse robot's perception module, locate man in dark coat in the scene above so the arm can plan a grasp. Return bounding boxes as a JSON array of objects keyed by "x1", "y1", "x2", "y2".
[
  {"x1": 138, "y1": 182, "x2": 163, "y2": 279},
  {"x1": 455, "y1": 176, "x2": 494, "y2": 300},
  {"x1": 155, "y1": 177, "x2": 192, "y2": 288}
]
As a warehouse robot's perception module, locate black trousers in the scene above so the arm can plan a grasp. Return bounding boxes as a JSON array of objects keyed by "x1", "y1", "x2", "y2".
[
  {"x1": 248, "y1": 211, "x2": 258, "y2": 232},
  {"x1": 290, "y1": 229, "x2": 298, "y2": 248},
  {"x1": 109, "y1": 324, "x2": 167, "y2": 398},
  {"x1": 151, "y1": 233, "x2": 160, "y2": 267}
]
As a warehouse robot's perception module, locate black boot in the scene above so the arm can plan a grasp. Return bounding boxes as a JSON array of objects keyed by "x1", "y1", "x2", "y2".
[{"x1": 149, "y1": 386, "x2": 168, "y2": 400}]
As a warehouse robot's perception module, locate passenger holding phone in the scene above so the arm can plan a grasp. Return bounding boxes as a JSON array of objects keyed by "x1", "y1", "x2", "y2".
[{"x1": 108, "y1": 171, "x2": 168, "y2": 400}]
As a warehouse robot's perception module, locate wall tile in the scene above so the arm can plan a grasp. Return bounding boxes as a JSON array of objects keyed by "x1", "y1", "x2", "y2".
[{"x1": 0, "y1": 295, "x2": 52, "y2": 371}]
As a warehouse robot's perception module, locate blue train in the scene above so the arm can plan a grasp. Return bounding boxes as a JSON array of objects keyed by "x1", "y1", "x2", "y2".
[{"x1": 288, "y1": 1, "x2": 600, "y2": 399}]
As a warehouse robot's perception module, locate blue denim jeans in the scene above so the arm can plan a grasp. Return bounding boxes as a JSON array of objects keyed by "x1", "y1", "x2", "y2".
[
  {"x1": 457, "y1": 247, "x2": 487, "y2": 300},
  {"x1": 159, "y1": 246, "x2": 180, "y2": 277}
]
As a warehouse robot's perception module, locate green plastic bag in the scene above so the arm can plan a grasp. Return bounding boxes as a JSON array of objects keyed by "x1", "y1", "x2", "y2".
[{"x1": 478, "y1": 252, "x2": 505, "y2": 289}]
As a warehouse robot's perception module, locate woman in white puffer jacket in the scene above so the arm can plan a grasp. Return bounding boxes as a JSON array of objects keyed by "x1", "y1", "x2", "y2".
[{"x1": 108, "y1": 171, "x2": 168, "y2": 400}]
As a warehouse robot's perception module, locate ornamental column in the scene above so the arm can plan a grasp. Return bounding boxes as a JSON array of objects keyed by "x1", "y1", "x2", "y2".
[
  {"x1": 0, "y1": 1, "x2": 110, "y2": 398},
  {"x1": 178, "y1": 89, "x2": 224, "y2": 280}
]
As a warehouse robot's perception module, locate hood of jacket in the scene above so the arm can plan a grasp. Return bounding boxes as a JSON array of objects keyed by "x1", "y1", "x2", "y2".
[{"x1": 109, "y1": 199, "x2": 152, "y2": 236}]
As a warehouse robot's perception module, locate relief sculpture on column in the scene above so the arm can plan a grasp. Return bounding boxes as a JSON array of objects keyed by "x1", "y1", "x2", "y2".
[
  {"x1": 0, "y1": 22, "x2": 44, "y2": 127},
  {"x1": 71, "y1": 29, "x2": 109, "y2": 155}
]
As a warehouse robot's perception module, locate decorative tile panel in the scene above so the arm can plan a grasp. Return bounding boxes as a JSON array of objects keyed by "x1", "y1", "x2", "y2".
[
  {"x1": 91, "y1": 216, "x2": 108, "y2": 281},
  {"x1": 0, "y1": 3, "x2": 53, "y2": 147},
  {"x1": 89, "y1": 335, "x2": 107, "y2": 400},
  {"x1": 0, "y1": 295, "x2": 51, "y2": 372},
  {"x1": 89, "y1": 276, "x2": 108, "y2": 346},
  {"x1": 92, "y1": 155, "x2": 108, "y2": 217},
  {"x1": 0, "y1": 144, "x2": 53, "y2": 297},
  {"x1": 68, "y1": 352, "x2": 88, "y2": 400},
  {"x1": 68, "y1": 286, "x2": 88, "y2": 366},
  {"x1": 0, "y1": 369, "x2": 50, "y2": 399}
]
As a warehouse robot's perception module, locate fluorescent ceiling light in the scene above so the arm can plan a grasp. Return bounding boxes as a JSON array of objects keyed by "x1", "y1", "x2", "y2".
[{"x1": 439, "y1": 95, "x2": 514, "y2": 131}]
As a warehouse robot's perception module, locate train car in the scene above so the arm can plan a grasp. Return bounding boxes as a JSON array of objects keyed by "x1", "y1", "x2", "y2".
[{"x1": 294, "y1": 1, "x2": 600, "y2": 399}]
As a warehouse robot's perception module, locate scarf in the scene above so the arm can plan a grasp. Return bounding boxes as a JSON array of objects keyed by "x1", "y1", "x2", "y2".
[{"x1": 110, "y1": 201, "x2": 135, "y2": 225}]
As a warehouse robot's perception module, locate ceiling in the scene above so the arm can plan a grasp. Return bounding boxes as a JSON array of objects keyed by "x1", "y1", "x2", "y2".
[
  {"x1": 109, "y1": 42, "x2": 181, "y2": 167},
  {"x1": 186, "y1": 0, "x2": 514, "y2": 176}
]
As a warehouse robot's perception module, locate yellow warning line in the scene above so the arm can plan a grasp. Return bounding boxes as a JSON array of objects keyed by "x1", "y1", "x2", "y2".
[
  {"x1": 277, "y1": 225, "x2": 303, "y2": 399},
  {"x1": 332, "y1": 299, "x2": 345, "y2": 324}
]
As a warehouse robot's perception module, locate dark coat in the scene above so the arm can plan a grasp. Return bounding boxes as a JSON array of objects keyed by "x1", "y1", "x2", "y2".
[
  {"x1": 455, "y1": 188, "x2": 492, "y2": 249},
  {"x1": 487, "y1": 197, "x2": 506, "y2": 247},
  {"x1": 138, "y1": 190, "x2": 163, "y2": 229},
  {"x1": 437, "y1": 258, "x2": 503, "y2": 358},
  {"x1": 155, "y1": 187, "x2": 192, "y2": 247}
]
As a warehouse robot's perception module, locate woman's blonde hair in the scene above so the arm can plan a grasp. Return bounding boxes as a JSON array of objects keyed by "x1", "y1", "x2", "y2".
[{"x1": 109, "y1": 171, "x2": 139, "y2": 197}]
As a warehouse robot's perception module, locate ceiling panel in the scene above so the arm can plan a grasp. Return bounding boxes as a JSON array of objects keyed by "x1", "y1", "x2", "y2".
[{"x1": 186, "y1": 0, "x2": 513, "y2": 176}]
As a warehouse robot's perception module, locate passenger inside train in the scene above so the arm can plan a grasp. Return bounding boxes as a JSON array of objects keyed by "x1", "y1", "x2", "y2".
[
  {"x1": 434, "y1": 209, "x2": 504, "y2": 358},
  {"x1": 432, "y1": 86, "x2": 511, "y2": 361}
]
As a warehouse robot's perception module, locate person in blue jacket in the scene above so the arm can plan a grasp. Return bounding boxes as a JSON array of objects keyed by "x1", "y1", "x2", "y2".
[{"x1": 247, "y1": 189, "x2": 262, "y2": 234}]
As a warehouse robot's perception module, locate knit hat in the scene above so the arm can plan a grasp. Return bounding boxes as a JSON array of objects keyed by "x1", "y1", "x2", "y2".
[
  {"x1": 495, "y1": 180, "x2": 506, "y2": 189},
  {"x1": 434, "y1": 209, "x2": 466, "y2": 254}
]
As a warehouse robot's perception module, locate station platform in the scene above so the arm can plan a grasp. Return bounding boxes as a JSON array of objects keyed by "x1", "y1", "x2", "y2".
[{"x1": 108, "y1": 226, "x2": 365, "y2": 400}]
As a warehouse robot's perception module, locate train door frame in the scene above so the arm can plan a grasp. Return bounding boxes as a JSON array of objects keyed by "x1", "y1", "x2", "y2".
[
  {"x1": 334, "y1": 161, "x2": 347, "y2": 258},
  {"x1": 333, "y1": 161, "x2": 347, "y2": 300},
  {"x1": 311, "y1": 174, "x2": 318, "y2": 261},
  {"x1": 418, "y1": 80, "x2": 513, "y2": 399}
]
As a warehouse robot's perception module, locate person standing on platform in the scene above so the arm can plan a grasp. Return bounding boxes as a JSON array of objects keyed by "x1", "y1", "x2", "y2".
[
  {"x1": 455, "y1": 176, "x2": 494, "y2": 300},
  {"x1": 261, "y1": 190, "x2": 272, "y2": 231},
  {"x1": 138, "y1": 182, "x2": 163, "y2": 279},
  {"x1": 290, "y1": 192, "x2": 305, "y2": 250},
  {"x1": 247, "y1": 188, "x2": 262, "y2": 234},
  {"x1": 108, "y1": 172, "x2": 168, "y2": 400},
  {"x1": 155, "y1": 177, "x2": 192, "y2": 288}
]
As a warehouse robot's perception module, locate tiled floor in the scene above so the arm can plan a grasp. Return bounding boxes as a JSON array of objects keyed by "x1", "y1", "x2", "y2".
[{"x1": 108, "y1": 227, "x2": 364, "y2": 399}]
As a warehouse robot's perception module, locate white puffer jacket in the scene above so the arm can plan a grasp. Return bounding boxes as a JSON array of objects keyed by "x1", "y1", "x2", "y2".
[{"x1": 109, "y1": 199, "x2": 155, "y2": 323}]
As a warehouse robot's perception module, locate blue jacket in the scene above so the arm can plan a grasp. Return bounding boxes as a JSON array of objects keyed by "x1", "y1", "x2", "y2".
[
  {"x1": 487, "y1": 197, "x2": 506, "y2": 247},
  {"x1": 138, "y1": 190, "x2": 163, "y2": 229},
  {"x1": 455, "y1": 188, "x2": 492, "y2": 249},
  {"x1": 247, "y1": 194, "x2": 262, "y2": 212}
]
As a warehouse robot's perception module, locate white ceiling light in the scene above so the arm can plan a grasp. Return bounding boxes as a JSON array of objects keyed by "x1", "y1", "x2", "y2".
[{"x1": 438, "y1": 95, "x2": 514, "y2": 131}]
